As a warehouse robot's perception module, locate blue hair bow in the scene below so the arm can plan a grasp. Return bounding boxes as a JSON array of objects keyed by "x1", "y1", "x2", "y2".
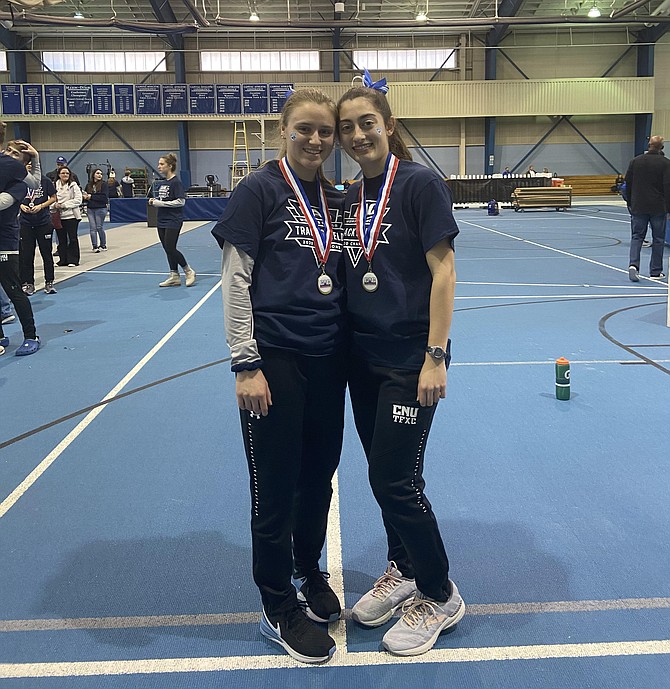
[
  {"x1": 284, "y1": 86, "x2": 296, "y2": 98},
  {"x1": 362, "y1": 69, "x2": 389, "y2": 94}
]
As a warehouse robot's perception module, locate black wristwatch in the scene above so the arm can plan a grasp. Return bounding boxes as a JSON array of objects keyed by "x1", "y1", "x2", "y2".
[{"x1": 426, "y1": 339, "x2": 451, "y2": 368}]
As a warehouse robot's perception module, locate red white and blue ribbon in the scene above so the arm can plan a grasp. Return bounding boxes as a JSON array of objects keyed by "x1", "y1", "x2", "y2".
[
  {"x1": 355, "y1": 153, "x2": 398, "y2": 262},
  {"x1": 279, "y1": 157, "x2": 333, "y2": 265}
]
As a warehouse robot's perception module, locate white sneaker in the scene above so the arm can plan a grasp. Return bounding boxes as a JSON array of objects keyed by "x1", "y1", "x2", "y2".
[
  {"x1": 184, "y1": 266, "x2": 196, "y2": 287},
  {"x1": 351, "y1": 562, "x2": 416, "y2": 627},
  {"x1": 159, "y1": 272, "x2": 181, "y2": 287},
  {"x1": 382, "y1": 583, "x2": 465, "y2": 657},
  {"x1": 628, "y1": 265, "x2": 639, "y2": 282}
]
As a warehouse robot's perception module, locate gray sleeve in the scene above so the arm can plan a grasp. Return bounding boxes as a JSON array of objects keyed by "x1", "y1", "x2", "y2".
[
  {"x1": 152, "y1": 198, "x2": 185, "y2": 207},
  {"x1": 23, "y1": 154, "x2": 41, "y2": 189},
  {"x1": 221, "y1": 242, "x2": 261, "y2": 367},
  {"x1": 0, "y1": 191, "x2": 15, "y2": 210}
]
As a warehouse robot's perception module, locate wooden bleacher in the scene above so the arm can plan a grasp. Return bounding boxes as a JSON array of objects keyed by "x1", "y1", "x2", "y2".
[
  {"x1": 511, "y1": 186, "x2": 572, "y2": 211},
  {"x1": 560, "y1": 175, "x2": 621, "y2": 196}
]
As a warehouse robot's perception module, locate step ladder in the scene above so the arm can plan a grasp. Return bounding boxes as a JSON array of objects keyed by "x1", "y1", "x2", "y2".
[{"x1": 231, "y1": 121, "x2": 251, "y2": 189}]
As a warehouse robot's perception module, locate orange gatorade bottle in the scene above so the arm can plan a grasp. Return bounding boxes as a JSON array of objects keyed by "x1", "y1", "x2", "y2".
[{"x1": 555, "y1": 357, "x2": 570, "y2": 400}]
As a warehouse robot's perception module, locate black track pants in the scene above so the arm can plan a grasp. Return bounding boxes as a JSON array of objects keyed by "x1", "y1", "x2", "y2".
[
  {"x1": 348, "y1": 355, "x2": 451, "y2": 601},
  {"x1": 239, "y1": 347, "x2": 346, "y2": 616},
  {"x1": 0, "y1": 253, "x2": 37, "y2": 340}
]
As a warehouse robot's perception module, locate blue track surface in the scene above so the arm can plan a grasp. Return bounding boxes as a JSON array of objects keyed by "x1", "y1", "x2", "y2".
[{"x1": 1, "y1": 206, "x2": 669, "y2": 687}]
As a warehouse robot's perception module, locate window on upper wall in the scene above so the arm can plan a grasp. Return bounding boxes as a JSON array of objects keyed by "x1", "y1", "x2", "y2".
[
  {"x1": 0, "y1": 52, "x2": 7, "y2": 71},
  {"x1": 41, "y1": 51, "x2": 166, "y2": 72},
  {"x1": 201, "y1": 50, "x2": 320, "y2": 71},
  {"x1": 353, "y1": 49, "x2": 457, "y2": 71}
]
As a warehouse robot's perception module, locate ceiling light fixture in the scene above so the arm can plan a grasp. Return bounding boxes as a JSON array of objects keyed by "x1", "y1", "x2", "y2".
[
  {"x1": 415, "y1": 10, "x2": 428, "y2": 21},
  {"x1": 249, "y1": 11, "x2": 259, "y2": 21},
  {"x1": 587, "y1": 3, "x2": 601, "y2": 18},
  {"x1": 73, "y1": 10, "x2": 85, "y2": 19}
]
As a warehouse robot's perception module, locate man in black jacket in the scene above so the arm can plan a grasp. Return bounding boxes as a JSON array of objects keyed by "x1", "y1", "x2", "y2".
[{"x1": 624, "y1": 135, "x2": 670, "y2": 281}]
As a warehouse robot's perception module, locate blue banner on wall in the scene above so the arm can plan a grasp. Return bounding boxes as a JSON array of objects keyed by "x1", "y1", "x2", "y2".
[
  {"x1": 269, "y1": 83, "x2": 293, "y2": 114},
  {"x1": 66, "y1": 85, "x2": 93, "y2": 115},
  {"x1": 45, "y1": 85, "x2": 66, "y2": 115},
  {"x1": 189, "y1": 84, "x2": 215, "y2": 115},
  {"x1": 114, "y1": 85, "x2": 135, "y2": 115},
  {"x1": 1, "y1": 85, "x2": 22, "y2": 115},
  {"x1": 22, "y1": 84, "x2": 44, "y2": 115},
  {"x1": 162, "y1": 84, "x2": 189, "y2": 115},
  {"x1": 135, "y1": 85, "x2": 161, "y2": 115},
  {"x1": 242, "y1": 84, "x2": 269, "y2": 114},
  {"x1": 216, "y1": 84, "x2": 242, "y2": 114},
  {"x1": 93, "y1": 85, "x2": 113, "y2": 115}
]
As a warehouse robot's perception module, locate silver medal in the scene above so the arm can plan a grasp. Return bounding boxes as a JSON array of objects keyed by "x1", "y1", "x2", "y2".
[
  {"x1": 28, "y1": 201, "x2": 35, "y2": 208},
  {"x1": 317, "y1": 272, "x2": 333, "y2": 295},
  {"x1": 362, "y1": 271, "x2": 379, "y2": 293}
]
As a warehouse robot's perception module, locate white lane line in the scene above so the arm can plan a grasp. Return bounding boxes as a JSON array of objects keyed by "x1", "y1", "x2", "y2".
[
  {"x1": 460, "y1": 220, "x2": 667, "y2": 285},
  {"x1": 455, "y1": 294, "x2": 664, "y2": 299},
  {"x1": 327, "y1": 471, "x2": 347, "y2": 652},
  {"x1": 569, "y1": 213, "x2": 631, "y2": 224},
  {"x1": 0, "y1": 281, "x2": 223, "y2": 521},
  {"x1": 460, "y1": 220, "x2": 630, "y2": 273},
  {"x1": 2, "y1": 639, "x2": 670, "y2": 677},
  {"x1": 3, "y1": 597, "x2": 670, "y2": 633},
  {"x1": 458, "y1": 281, "x2": 665, "y2": 290},
  {"x1": 72, "y1": 270, "x2": 223, "y2": 277}
]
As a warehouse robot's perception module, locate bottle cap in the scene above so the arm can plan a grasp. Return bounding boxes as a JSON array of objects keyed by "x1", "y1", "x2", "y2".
[{"x1": 555, "y1": 357, "x2": 570, "y2": 365}]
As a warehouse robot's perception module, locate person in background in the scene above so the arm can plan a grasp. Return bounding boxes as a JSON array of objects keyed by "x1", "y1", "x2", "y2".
[
  {"x1": 337, "y1": 77, "x2": 464, "y2": 657},
  {"x1": 54, "y1": 166, "x2": 82, "y2": 267},
  {"x1": 47, "y1": 156, "x2": 79, "y2": 186},
  {"x1": 10, "y1": 145, "x2": 58, "y2": 295},
  {"x1": 0, "y1": 130, "x2": 41, "y2": 356},
  {"x1": 625, "y1": 134, "x2": 670, "y2": 281},
  {"x1": 211, "y1": 88, "x2": 346, "y2": 664},
  {"x1": 107, "y1": 170, "x2": 120, "y2": 199},
  {"x1": 120, "y1": 169, "x2": 135, "y2": 198},
  {"x1": 526, "y1": 165, "x2": 537, "y2": 176},
  {"x1": 502, "y1": 166, "x2": 511, "y2": 177},
  {"x1": 83, "y1": 167, "x2": 109, "y2": 252},
  {"x1": 148, "y1": 153, "x2": 195, "y2": 287}
]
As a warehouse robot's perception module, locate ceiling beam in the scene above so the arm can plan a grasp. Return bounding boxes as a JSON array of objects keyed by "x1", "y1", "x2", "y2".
[{"x1": 486, "y1": 0, "x2": 524, "y2": 46}]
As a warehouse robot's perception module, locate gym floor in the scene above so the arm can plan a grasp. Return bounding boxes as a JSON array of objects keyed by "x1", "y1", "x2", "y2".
[{"x1": 1, "y1": 201, "x2": 669, "y2": 687}]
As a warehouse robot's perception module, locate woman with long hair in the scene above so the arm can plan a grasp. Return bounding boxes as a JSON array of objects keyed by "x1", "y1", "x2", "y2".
[
  {"x1": 211, "y1": 88, "x2": 346, "y2": 664},
  {"x1": 148, "y1": 153, "x2": 195, "y2": 287},
  {"x1": 54, "y1": 166, "x2": 82, "y2": 267},
  {"x1": 83, "y1": 167, "x2": 109, "y2": 252},
  {"x1": 337, "y1": 79, "x2": 464, "y2": 656}
]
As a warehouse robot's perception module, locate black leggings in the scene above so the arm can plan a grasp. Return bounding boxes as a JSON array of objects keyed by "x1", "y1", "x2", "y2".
[
  {"x1": 20, "y1": 223, "x2": 55, "y2": 284},
  {"x1": 157, "y1": 226, "x2": 186, "y2": 272},
  {"x1": 56, "y1": 218, "x2": 81, "y2": 266},
  {"x1": 239, "y1": 347, "x2": 347, "y2": 616},
  {"x1": 348, "y1": 355, "x2": 451, "y2": 602},
  {"x1": 0, "y1": 253, "x2": 37, "y2": 340}
]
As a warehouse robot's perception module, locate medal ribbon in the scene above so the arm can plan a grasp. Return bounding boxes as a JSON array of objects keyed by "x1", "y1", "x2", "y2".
[
  {"x1": 279, "y1": 157, "x2": 333, "y2": 265},
  {"x1": 355, "y1": 153, "x2": 399, "y2": 263}
]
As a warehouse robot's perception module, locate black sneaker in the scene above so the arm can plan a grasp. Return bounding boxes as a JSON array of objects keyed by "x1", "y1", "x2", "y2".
[
  {"x1": 260, "y1": 604, "x2": 335, "y2": 664},
  {"x1": 650, "y1": 272, "x2": 666, "y2": 280},
  {"x1": 296, "y1": 569, "x2": 342, "y2": 623}
]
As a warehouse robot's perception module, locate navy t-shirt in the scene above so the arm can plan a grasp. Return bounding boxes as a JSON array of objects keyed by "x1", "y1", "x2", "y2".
[
  {"x1": 0, "y1": 153, "x2": 29, "y2": 252},
  {"x1": 343, "y1": 159, "x2": 459, "y2": 369},
  {"x1": 212, "y1": 160, "x2": 346, "y2": 356},
  {"x1": 155, "y1": 176, "x2": 184, "y2": 228},
  {"x1": 20, "y1": 176, "x2": 56, "y2": 228}
]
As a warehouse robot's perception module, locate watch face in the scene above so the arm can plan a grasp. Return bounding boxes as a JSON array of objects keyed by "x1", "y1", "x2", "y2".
[{"x1": 429, "y1": 346, "x2": 445, "y2": 359}]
